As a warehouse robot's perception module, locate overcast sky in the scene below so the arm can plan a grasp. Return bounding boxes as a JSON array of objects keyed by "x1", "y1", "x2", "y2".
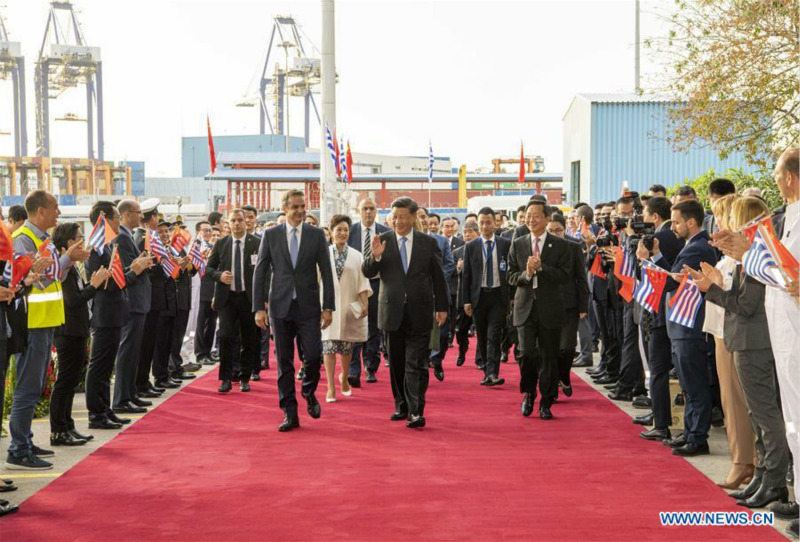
[{"x1": 0, "y1": 0, "x2": 668, "y2": 176}]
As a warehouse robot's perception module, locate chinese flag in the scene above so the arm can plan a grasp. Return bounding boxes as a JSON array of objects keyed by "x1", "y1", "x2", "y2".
[
  {"x1": 333, "y1": 135, "x2": 340, "y2": 177},
  {"x1": 645, "y1": 267, "x2": 668, "y2": 313},
  {"x1": 589, "y1": 252, "x2": 606, "y2": 279},
  {"x1": 518, "y1": 142, "x2": 525, "y2": 185},
  {"x1": 618, "y1": 277, "x2": 635, "y2": 303},
  {"x1": 207, "y1": 115, "x2": 217, "y2": 174},
  {"x1": 0, "y1": 220, "x2": 14, "y2": 261},
  {"x1": 171, "y1": 228, "x2": 191, "y2": 252},
  {"x1": 760, "y1": 217, "x2": 799, "y2": 281},
  {"x1": 11, "y1": 253, "x2": 33, "y2": 288},
  {"x1": 110, "y1": 248, "x2": 126, "y2": 289},
  {"x1": 346, "y1": 141, "x2": 354, "y2": 184}
]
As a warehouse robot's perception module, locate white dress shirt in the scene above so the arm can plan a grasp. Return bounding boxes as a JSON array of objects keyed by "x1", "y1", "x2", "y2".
[
  {"x1": 230, "y1": 233, "x2": 246, "y2": 292},
  {"x1": 286, "y1": 222, "x2": 303, "y2": 253},
  {"x1": 395, "y1": 230, "x2": 413, "y2": 264},
  {"x1": 480, "y1": 235, "x2": 500, "y2": 288},
  {"x1": 526, "y1": 233, "x2": 546, "y2": 288}
]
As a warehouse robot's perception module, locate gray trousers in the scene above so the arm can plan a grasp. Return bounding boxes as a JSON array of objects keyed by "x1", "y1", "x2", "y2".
[
  {"x1": 114, "y1": 313, "x2": 146, "y2": 408},
  {"x1": 734, "y1": 348, "x2": 790, "y2": 487},
  {"x1": 577, "y1": 314, "x2": 594, "y2": 364}
]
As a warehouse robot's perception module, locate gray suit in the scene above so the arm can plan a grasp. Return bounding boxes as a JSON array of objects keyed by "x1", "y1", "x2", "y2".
[{"x1": 706, "y1": 266, "x2": 789, "y2": 487}]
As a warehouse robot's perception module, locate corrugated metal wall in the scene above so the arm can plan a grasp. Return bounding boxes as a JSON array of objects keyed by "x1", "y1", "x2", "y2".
[
  {"x1": 589, "y1": 102, "x2": 760, "y2": 203},
  {"x1": 181, "y1": 135, "x2": 306, "y2": 178}
]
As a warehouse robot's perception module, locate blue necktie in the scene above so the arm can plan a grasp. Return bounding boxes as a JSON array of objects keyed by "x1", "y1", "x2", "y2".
[
  {"x1": 290, "y1": 228, "x2": 299, "y2": 267},
  {"x1": 485, "y1": 239, "x2": 493, "y2": 287},
  {"x1": 400, "y1": 236, "x2": 409, "y2": 274}
]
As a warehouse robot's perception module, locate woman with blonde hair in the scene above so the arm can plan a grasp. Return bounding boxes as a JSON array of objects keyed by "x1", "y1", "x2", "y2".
[
  {"x1": 703, "y1": 194, "x2": 756, "y2": 488},
  {"x1": 693, "y1": 196, "x2": 791, "y2": 507}
]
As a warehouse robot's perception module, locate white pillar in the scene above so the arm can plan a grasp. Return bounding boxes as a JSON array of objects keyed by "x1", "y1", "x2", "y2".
[{"x1": 320, "y1": 0, "x2": 339, "y2": 223}]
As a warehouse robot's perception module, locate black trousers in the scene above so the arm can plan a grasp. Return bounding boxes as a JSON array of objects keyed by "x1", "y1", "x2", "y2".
[
  {"x1": 648, "y1": 325, "x2": 672, "y2": 430},
  {"x1": 194, "y1": 300, "x2": 218, "y2": 359},
  {"x1": 430, "y1": 314, "x2": 450, "y2": 365},
  {"x1": 447, "y1": 293, "x2": 458, "y2": 346},
  {"x1": 558, "y1": 309, "x2": 580, "y2": 387},
  {"x1": 218, "y1": 292, "x2": 258, "y2": 383},
  {"x1": 386, "y1": 305, "x2": 432, "y2": 417},
  {"x1": 350, "y1": 284, "x2": 381, "y2": 377},
  {"x1": 51, "y1": 335, "x2": 88, "y2": 432},
  {"x1": 603, "y1": 302, "x2": 623, "y2": 376},
  {"x1": 152, "y1": 312, "x2": 175, "y2": 382},
  {"x1": 137, "y1": 308, "x2": 161, "y2": 391},
  {"x1": 169, "y1": 308, "x2": 190, "y2": 372},
  {"x1": 253, "y1": 326, "x2": 270, "y2": 375},
  {"x1": 673, "y1": 338, "x2": 712, "y2": 445},
  {"x1": 86, "y1": 327, "x2": 122, "y2": 418},
  {"x1": 516, "y1": 305, "x2": 559, "y2": 406},
  {"x1": 272, "y1": 299, "x2": 322, "y2": 417},
  {"x1": 473, "y1": 289, "x2": 506, "y2": 378},
  {"x1": 617, "y1": 302, "x2": 644, "y2": 393}
]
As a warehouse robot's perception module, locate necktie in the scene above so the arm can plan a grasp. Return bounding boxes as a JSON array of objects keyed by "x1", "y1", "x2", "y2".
[
  {"x1": 532, "y1": 236, "x2": 540, "y2": 291},
  {"x1": 234, "y1": 240, "x2": 243, "y2": 292},
  {"x1": 290, "y1": 228, "x2": 299, "y2": 267},
  {"x1": 485, "y1": 240, "x2": 494, "y2": 288},
  {"x1": 400, "y1": 236, "x2": 409, "y2": 274},
  {"x1": 364, "y1": 227, "x2": 372, "y2": 259}
]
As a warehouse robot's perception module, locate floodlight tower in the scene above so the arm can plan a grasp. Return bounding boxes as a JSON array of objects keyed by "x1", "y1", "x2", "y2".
[
  {"x1": 35, "y1": 1, "x2": 104, "y2": 160},
  {"x1": 0, "y1": 10, "x2": 28, "y2": 156}
]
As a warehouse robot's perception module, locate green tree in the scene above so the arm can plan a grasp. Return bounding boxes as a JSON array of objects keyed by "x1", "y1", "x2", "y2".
[
  {"x1": 667, "y1": 167, "x2": 784, "y2": 209},
  {"x1": 645, "y1": 0, "x2": 799, "y2": 166}
]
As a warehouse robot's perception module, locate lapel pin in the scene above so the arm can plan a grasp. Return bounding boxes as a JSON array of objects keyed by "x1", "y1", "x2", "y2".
[{"x1": 548, "y1": 243, "x2": 552, "y2": 248}]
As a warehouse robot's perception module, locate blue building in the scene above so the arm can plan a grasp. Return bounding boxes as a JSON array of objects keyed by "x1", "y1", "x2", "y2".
[
  {"x1": 182, "y1": 134, "x2": 305, "y2": 178},
  {"x1": 562, "y1": 93, "x2": 760, "y2": 204}
]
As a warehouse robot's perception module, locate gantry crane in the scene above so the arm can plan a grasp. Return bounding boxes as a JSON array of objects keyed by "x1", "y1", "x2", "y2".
[
  {"x1": 0, "y1": 9, "x2": 27, "y2": 157},
  {"x1": 35, "y1": 1, "x2": 104, "y2": 160},
  {"x1": 238, "y1": 15, "x2": 322, "y2": 148}
]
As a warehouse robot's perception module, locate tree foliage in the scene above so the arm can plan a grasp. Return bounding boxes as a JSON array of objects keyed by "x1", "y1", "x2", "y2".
[
  {"x1": 667, "y1": 167, "x2": 784, "y2": 210},
  {"x1": 644, "y1": 0, "x2": 800, "y2": 167}
]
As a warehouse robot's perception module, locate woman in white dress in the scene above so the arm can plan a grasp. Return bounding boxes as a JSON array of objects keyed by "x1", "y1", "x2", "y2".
[{"x1": 321, "y1": 215, "x2": 372, "y2": 402}]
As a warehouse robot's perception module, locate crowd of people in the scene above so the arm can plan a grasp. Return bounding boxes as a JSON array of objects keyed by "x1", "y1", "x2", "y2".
[{"x1": 0, "y1": 149, "x2": 797, "y2": 538}]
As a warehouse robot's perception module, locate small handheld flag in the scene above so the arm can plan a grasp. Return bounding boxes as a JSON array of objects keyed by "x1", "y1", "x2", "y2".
[
  {"x1": 189, "y1": 238, "x2": 207, "y2": 277},
  {"x1": 668, "y1": 274, "x2": 703, "y2": 328},
  {"x1": 88, "y1": 215, "x2": 115, "y2": 254},
  {"x1": 0, "y1": 220, "x2": 14, "y2": 262},
  {"x1": 110, "y1": 245, "x2": 126, "y2": 289},
  {"x1": 38, "y1": 240, "x2": 62, "y2": 281},
  {"x1": 742, "y1": 225, "x2": 787, "y2": 288},
  {"x1": 634, "y1": 260, "x2": 668, "y2": 313}
]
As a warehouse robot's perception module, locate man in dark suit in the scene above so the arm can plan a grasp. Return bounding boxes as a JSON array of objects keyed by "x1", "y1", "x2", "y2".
[
  {"x1": 193, "y1": 221, "x2": 217, "y2": 365},
  {"x1": 452, "y1": 223, "x2": 481, "y2": 367},
  {"x1": 656, "y1": 200, "x2": 718, "y2": 456},
  {"x1": 112, "y1": 200, "x2": 153, "y2": 414},
  {"x1": 363, "y1": 197, "x2": 448, "y2": 429},
  {"x1": 462, "y1": 207, "x2": 511, "y2": 387},
  {"x1": 253, "y1": 190, "x2": 335, "y2": 432},
  {"x1": 441, "y1": 216, "x2": 465, "y2": 349},
  {"x1": 507, "y1": 200, "x2": 571, "y2": 420},
  {"x1": 85, "y1": 201, "x2": 151, "y2": 429},
  {"x1": 502, "y1": 205, "x2": 529, "y2": 241},
  {"x1": 635, "y1": 197, "x2": 683, "y2": 440},
  {"x1": 347, "y1": 198, "x2": 390, "y2": 386},
  {"x1": 206, "y1": 209, "x2": 260, "y2": 393},
  {"x1": 152, "y1": 221, "x2": 181, "y2": 390},
  {"x1": 168, "y1": 226, "x2": 198, "y2": 380}
]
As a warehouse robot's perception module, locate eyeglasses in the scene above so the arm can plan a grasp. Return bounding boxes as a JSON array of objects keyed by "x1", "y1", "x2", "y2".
[{"x1": 547, "y1": 228, "x2": 564, "y2": 234}]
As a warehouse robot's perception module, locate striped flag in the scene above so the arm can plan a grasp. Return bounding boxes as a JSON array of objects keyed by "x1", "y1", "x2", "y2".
[
  {"x1": 161, "y1": 254, "x2": 179, "y2": 278},
  {"x1": 38, "y1": 240, "x2": 62, "y2": 281},
  {"x1": 742, "y1": 225, "x2": 786, "y2": 288},
  {"x1": 189, "y1": 238, "x2": 207, "y2": 277},
  {"x1": 88, "y1": 215, "x2": 115, "y2": 254},
  {"x1": 634, "y1": 260, "x2": 668, "y2": 313},
  {"x1": 667, "y1": 274, "x2": 703, "y2": 328},
  {"x1": 170, "y1": 228, "x2": 192, "y2": 254},
  {"x1": 147, "y1": 229, "x2": 168, "y2": 260},
  {"x1": 428, "y1": 141, "x2": 434, "y2": 184},
  {"x1": 109, "y1": 246, "x2": 126, "y2": 289},
  {"x1": 4, "y1": 253, "x2": 33, "y2": 288},
  {"x1": 346, "y1": 140, "x2": 353, "y2": 184},
  {"x1": 339, "y1": 136, "x2": 347, "y2": 183},
  {"x1": 325, "y1": 123, "x2": 338, "y2": 177}
]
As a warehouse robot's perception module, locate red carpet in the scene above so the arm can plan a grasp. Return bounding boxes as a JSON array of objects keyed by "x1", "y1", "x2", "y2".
[{"x1": 1, "y1": 346, "x2": 785, "y2": 542}]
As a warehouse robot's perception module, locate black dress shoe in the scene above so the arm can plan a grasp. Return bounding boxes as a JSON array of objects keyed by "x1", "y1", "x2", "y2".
[
  {"x1": 539, "y1": 405, "x2": 553, "y2": 420},
  {"x1": 640, "y1": 428, "x2": 671, "y2": 441},
  {"x1": 433, "y1": 365, "x2": 444, "y2": 382},
  {"x1": 131, "y1": 397, "x2": 152, "y2": 407},
  {"x1": 572, "y1": 359, "x2": 592, "y2": 368},
  {"x1": 149, "y1": 383, "x2": 166, "y2": 393},
  {"x1": 586, "y1": 366, "x2": 605, "y2": 376},
  {"x1": 107, "y1": 412, "x2": 131, "y2": 425},
  {"x1": 306, "y1": 395, "x2": 321, "y2": 419},
  {"x1": 561, "y1": 384, "x2": 573, "y2": 397},
  {"x1": 632, "y1": 396, "x2": 652, "y2": 409},
  {"x1": 786, "y1": 519, "x2": 799, "y2": 539},
  {"x1": 672, "y1": 442, "x2": 710, "y2": 456},
  {"x1": 595, "y1": 374, "x2": 619, "y2": 385},
  {"x1": 68, "y1": 429, "x2": 93, "y2": 441},
  {"x1": 113, "y1": 402, "x2": 146, "y2": 414},
  {"x1": 239, "y1": 382, "x2": 251, "y2": 392},
  {"x1": 608, "y1": 389, "x2": 633, "y2": 401},
  {"x1": 155, "y1": 379, "x2": 179, "y2": 389},
  {"x1": 0, "y1": 500, "x2": 19, "y2": 517},
  {"x1": 737, "y1": 485, "x2": 788, "y2": 508},
  {"x1": 390, "y1": 411, "x2": 409, "y2": 421},
  {"x1": 347, "y1": 375, "x2": 361, "y2": 388},
  {"x1": 456, "y1": 356, "x2": 465, "y2": 367},
  {"x1": 663, "y1": 434, "x2": 687, "y2": 448},
  {"x1": 479, "y1": 376, "x2": 489, "y2": 386},
  {"x1": 278, "y1": 416, "x2": 300, "y2": 432},
  {"x1": 633, "y1": 412, "x2": 654, "y2": 426},
  {"x1": 770, "y1": 500, "x2": 799, "y2": 520},
  {"x1": 484, "y1": 375, "x2": 505, "y2": 386},
  {"x1": 50, "y1": 432, "x2": 87, "y2": 446},
  {"x1": 210, "y1": 351, "x2": 220, "y2": 361},
  {"x1": 218, "y1": 380, "x2": 232, "y2": 393},
  {"x1": 730, "y1": 474, "x2": 764, "y2": 500},
  {"x1": 296, "y1": 367, "x2": 306, "y2": 381},
  {"x1": 668, "y1": 368, "x2": 678, "y2": 380},
  {"x1": 251, "y1": 373, "x2": 261, "y2": 382},
  {"x1": 406, "y1": 415, "x2": 426, "y2": 428},
  {"x1": 365, "y1": 371, "x2": 377, "y2": 383},
  {"x1": 500, "y1": 352, "x2": 508, "y2": 363},
  {"x1": 589, "y1": 370, "x2": 607, "y2": 380},
  {"x1": 521, "y1": 393, "x2": 534, "y2": 417},
  {"x1": 174, "y1": 373, "x2": 196, "y2": 380},
  {"x1": 88, "y1": 417, "x2": 123, "y2": 430},
  {"x1": 137, "y1": 390, "x2": 160, "y2": 399}
]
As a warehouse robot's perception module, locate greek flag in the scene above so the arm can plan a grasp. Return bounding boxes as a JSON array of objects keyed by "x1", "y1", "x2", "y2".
[
  {"x1": 634, "y1": 260, "x2": 660, "y2": 313},
  {"x1": 325, "y1": 123, "x2": 338, "y2": 177},
  {"x1": 428, "y1": 141, "x2": 434, "y2": 184},
  {"x1": 339, "y1": 137, "x2": 348, "y2": 184},
  {"x1": 742, "y1": 227, "x2": 785, "y2": 288},
  {"x1": 667, "y1": 276, "x2": 703, "y2": 328},
  {"x1": 42, "y1": 241, "x2": 62, "y2": 281},
  {"x1": 620, "y1": 246, "x2": 636, "y2": 279}
]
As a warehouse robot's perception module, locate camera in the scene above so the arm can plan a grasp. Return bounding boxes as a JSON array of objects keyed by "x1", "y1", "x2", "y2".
[
  {"x1": 614, "y1": 214, "x2": 647, "y2": 231},
  {"x1": 596, "y1": 232, "x2": 618, "y2": 248}
]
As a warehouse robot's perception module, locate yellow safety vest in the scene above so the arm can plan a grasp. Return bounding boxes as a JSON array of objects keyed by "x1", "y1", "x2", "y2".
[{"x1": 12, "y1": 226, "x2": 66, "y2": 329}]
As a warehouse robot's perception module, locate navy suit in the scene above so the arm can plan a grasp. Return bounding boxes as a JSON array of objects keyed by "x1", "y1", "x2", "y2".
[
  {"x1": 347, "y1": 221, "x2": 390, "y2": 380},
  {"x1": 429, "y1": 232, "x2": 455, "y2": 366},
  {"x1": 657, "y1": 229, "x2": 718, "y2": 445}
]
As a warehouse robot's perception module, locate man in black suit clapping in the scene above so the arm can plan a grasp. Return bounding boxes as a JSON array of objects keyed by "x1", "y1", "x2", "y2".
[
  {"x1": 362, "y1": 197, "x2": 448, "y2": 429},
  {"x1": 253, "y1": 190, "x2": 335, "y2": 432},
  {"x1": 206, "y1": 209, "x2": 261, "y2": 394}
]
